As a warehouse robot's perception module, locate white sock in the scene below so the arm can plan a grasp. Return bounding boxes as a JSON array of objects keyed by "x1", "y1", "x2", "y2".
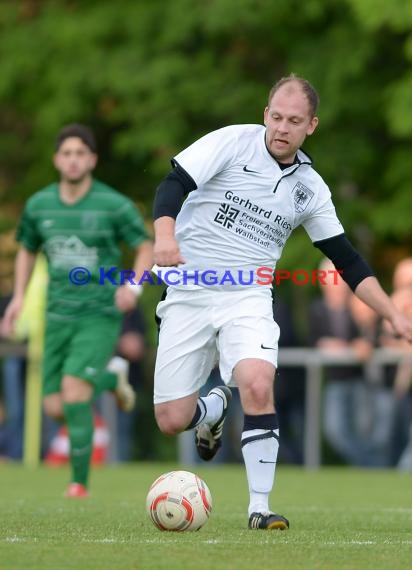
[
  {"x1": 187, "y1": 392, "x2": 225, "y2": 430},
  {"x1": 241, "y1": 428, "x2": 279, "y2": 516},
  {"x1": 199, "y1": 392, "x2": 224, "y2": 426}
]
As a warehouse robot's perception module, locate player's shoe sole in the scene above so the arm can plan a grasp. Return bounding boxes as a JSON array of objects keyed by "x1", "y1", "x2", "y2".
[
  {"x1": 248, "y1": 512, "x2": 289, "y2": 530},
  {"x1": 195, "y1": 386, "x2": 232, "y2": 461}
]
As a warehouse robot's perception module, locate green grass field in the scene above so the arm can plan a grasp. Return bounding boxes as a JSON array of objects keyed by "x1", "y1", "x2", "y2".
[{"x1": 0, "y1": 463, "x2": 411, "y2": 570}]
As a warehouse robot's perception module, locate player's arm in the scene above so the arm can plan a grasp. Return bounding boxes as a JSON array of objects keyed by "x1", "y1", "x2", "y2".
[
  {"x1": 116, "y1": 239, "x2": 154, "y2": 312},
  {"x1": 131, "y1": 239, "x2": 154, "y2": 283},
  {"x1": 315, "y1": 234, "x2": 412, "y2": 343},
  {"x1": 153, "y1": 217, "x2": 185, "y2": 267},
  {"x1": 153, "y1": 163, "x2": 197, "y2": 267},
  {"x1": 353, "y1": 276, "x2": 412, "y2": 342},
  {"x1": 2, "y1": 246, "x2": 37, "y2": 336}
]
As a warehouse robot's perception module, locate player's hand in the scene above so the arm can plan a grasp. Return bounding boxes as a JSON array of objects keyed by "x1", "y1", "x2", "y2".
[
  {"x1": 115, "y1": 286, "x2": 139, "y2": 313},
  {"x1": 386, "y1": 311, "x2": 412, "y2": 344},
  {"x1": 1, "y1": 296, "x2": 24, "y2": 337},
  {"x1": 153, "y1": 237, "x2": 185, "y2": 267}
]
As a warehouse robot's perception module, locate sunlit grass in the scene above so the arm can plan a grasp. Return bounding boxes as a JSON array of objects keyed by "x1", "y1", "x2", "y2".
[{"x1": 0, "y1": 463, "x2": 411, "y2": 569}]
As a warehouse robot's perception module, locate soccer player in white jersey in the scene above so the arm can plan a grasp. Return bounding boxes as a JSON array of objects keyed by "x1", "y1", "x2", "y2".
[{"x1": 152, "y1": 75, "x2": 412, "y2": 530}]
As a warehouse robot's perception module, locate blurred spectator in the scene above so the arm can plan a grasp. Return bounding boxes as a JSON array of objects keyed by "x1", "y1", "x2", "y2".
[
  {"x1": 274, "y1": 296, "x2": 305, "y2": 465},
  {"x1": 0, "y1": 255, "x2": 55, "y2": 461},
  {"x1": 381, "y1": 259, "x2": 412, "y2": 469},
  {"x1": 112, "y1": 306, "x2": 147, "y2": 462},
  {"x1": 348, "y1": 295, "x2": 394, "y2": 467},
  {"x1": 0, "y1": 336, "x2": 25, "y2": 460},
  {"x1": 391, "y1": 288, "x2": 412, "y2": 469},
  {"x1": 392, "y1": 257, "x2": 412, "y2": 291},
  {"x1": 308, "y1": 258, "x2": 377, "y2": 466},
  {"x1": 0, "y1": 294, "x2": 26, "y2": 460}
]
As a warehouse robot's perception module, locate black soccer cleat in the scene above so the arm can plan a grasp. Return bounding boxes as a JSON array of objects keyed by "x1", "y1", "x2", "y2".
[
  {"x1": 195, "y1": 386, "x2": 232, "y2": 461},
  {"x1": 248, "y1": 512, "x2": 290, "y2": 530}
]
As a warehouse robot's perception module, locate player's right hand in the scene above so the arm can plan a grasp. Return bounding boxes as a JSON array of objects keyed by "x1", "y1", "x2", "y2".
[
  {"x1": 153, "y1": 237, "x2": 185, "y2": 267},
  {"x1": 1, "y1": 297, "x2": 23, "y2": 337}
]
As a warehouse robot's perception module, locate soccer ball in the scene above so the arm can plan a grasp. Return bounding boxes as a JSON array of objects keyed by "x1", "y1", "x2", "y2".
[{"x1": 146, "y1": 470, "x2": 212, "y2": 531}]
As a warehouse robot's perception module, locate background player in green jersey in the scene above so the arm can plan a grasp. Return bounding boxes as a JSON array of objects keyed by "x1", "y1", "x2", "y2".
[{"x1": 2, "y1": 124, "x2": 153, "y2": 497}]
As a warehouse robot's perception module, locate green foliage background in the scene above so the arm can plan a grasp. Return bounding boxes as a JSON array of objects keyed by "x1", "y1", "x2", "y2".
[
  {"x1": 1, "y1": 0, "x2": 412, "y2": 307},
  {"x1": 1, "y1": 0, "x2": 412, "y2": 463}
]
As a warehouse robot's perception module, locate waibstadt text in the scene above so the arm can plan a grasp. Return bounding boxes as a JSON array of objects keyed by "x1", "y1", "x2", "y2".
[{"x1": 68, "y1": 266, "x2": 343, "y2": 287}]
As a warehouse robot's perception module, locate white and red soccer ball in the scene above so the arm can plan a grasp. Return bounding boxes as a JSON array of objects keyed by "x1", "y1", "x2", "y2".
[{"x1": 146, "y1": 470, "x2": 212, "y2": 531}]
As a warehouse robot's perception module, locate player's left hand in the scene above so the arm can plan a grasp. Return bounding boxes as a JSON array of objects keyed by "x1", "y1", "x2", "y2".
[
  {"x1": 387, "y1": 311, "x2": 412, "y2": 344},
  {"x1": 115, "y1": 286, "x2": 138, "y2": 312}
]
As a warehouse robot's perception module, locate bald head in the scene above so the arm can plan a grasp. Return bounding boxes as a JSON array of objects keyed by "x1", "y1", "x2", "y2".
[
  {"x1": 393, "y1": 258, "x2": 412, "y2": 291},
  {"x1": 267, "y1": 75, "x2": 319, "y2": 118}
]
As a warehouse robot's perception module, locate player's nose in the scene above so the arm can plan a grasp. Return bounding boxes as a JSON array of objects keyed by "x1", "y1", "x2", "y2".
[{"x1": 277, "y1": 119, "x2": 289, "y2": 133}]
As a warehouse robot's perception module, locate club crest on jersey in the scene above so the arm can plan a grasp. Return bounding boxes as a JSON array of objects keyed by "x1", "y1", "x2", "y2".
[
  {"x1": 214, "y1": 203, "x2": 240, "y2": 229},
  {"x1": 292, "y1": 182, "x2": 314, "y2": 213},
  {"x1": 82, "y1": 212, "x2": 98, "y2": 230}
]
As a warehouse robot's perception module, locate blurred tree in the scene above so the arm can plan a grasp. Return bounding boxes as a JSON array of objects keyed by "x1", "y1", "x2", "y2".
[
  {"x1": 0, "y1": 0, "x2": 411, "y2": 295},
  {"x1": 347, "y1": 0, "x2": 412, "y2": 242}
]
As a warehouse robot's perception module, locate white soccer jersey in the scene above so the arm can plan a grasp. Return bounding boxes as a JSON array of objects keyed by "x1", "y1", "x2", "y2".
[{"x1": 158, "y1": 124, "x2": 343, "y2": 289}]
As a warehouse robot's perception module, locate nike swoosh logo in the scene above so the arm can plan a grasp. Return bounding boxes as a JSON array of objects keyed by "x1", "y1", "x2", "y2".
[
  {"x1": 259, "y1": 459, "x2": 276, "y2": 464},
  {"x1": 260, "y1": 344, "x2": 276, "y2": 350},
  {"x1": 243, "y1": 165, "x2": 260, "y2": 173}
]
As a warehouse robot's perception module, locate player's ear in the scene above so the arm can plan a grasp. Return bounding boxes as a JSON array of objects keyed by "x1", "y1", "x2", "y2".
[
  {"x1": 52, "y1": 153, "x2": 60, "y2": 170},
  {"x1": 307, "y1": 115, "x2": 318, "y2": 136},
  {"x1": 263, "y1": 106, "x2": 269, "y2": 127},
  {"x1": 89, "y1": 153, "x2": 98, "y2": 169}
]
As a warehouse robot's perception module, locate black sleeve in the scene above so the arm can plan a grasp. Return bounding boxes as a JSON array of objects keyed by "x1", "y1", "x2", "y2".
[
  {"x1": 153, "y1": 162, "x2": 197, "y2": 220},
  {"x1": 313, "y1": 233, "x2": 374, "y2": 291}
]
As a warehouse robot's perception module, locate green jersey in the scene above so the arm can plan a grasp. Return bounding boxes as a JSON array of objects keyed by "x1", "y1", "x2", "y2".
[{"x1": 17, "y1": 179, "x2": 149, "y2": 318}]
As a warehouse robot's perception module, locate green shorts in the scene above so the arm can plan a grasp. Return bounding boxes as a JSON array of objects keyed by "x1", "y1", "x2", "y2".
[{"x1": 42, "y1": 313, "x2": 121, "y2": 396}]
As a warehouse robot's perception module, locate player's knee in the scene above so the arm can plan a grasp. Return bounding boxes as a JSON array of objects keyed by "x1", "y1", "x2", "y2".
[
  {"x1": 155, "y1": 407, "x2": 186, "y2": 436},
  {"x1": 62, "y1": 375, "x2": 93, "y2": 403},
  {"x1": 43, "y1": 396, "x2": 63, "y2": 420},
  {"x1": 243, "y1": 379, "x2": 274, "y2": 410}
]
